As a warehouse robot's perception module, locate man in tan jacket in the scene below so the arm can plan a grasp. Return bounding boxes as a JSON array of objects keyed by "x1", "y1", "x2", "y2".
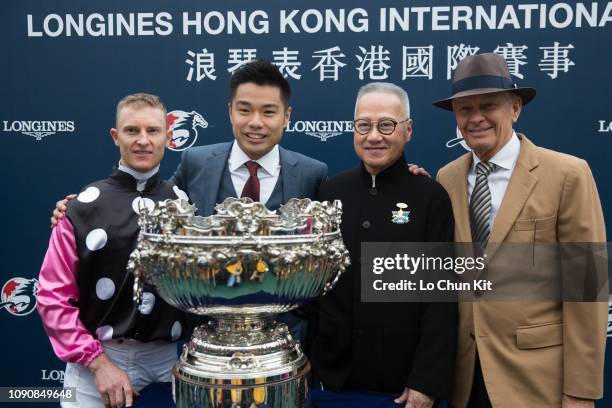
[{"x1": 435, "y1": 53, "x2": 607, "y2": 408}]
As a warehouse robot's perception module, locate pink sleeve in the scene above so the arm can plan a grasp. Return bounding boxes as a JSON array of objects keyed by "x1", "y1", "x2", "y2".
[{"x1": 37, "y1": 217, "x2": 104, "y2": 367}]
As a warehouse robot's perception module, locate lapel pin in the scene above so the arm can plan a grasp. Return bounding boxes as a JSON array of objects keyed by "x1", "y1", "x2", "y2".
[{"x1": 392, "y1": 202, "x2": 411, "y2": 224}]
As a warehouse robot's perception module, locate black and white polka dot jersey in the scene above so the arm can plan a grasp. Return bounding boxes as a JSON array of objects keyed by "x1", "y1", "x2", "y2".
[{"x1": 66, "y1": 168, "x2": 187, "y2": 343}]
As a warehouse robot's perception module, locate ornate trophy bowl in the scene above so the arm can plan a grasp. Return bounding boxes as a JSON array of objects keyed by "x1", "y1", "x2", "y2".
[{"x1": 128, "y1": 198, "x2": 349, "y2": 408}]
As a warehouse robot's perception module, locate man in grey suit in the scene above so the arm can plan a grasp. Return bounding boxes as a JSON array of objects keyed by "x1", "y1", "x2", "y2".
[
  {"x1": 171, "y1": 59, "x2": 327, "y2": 216},
  {"x1": 170, "y1": 60, "x2": 328, "y2": 341}
]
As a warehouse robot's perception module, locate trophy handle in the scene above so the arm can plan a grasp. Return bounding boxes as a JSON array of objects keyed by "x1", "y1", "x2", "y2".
[
  {"x1": 322, "y1": 266, "x2": 344, "y2": 296},
  {"x1": 127, "y1": 255, "x2": 143, "y2": 305}
]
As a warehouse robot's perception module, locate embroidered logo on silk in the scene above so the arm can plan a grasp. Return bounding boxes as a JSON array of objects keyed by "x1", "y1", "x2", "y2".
[{"x1": 391, "y1": 203, "x2": 410, "y2": 224}]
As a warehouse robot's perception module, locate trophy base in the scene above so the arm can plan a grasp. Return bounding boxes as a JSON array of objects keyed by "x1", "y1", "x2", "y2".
[
  {"x1": 173, "y1": 363, "x2": 310, "y2": 408},
  {"x1": 173, "y1": 317, "x2": 311, "y2": 408}
]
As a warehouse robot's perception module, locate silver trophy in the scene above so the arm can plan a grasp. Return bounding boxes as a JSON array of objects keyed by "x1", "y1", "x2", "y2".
[{"x1": 128, "y1": 197, "x2": 349, "y2": 408}]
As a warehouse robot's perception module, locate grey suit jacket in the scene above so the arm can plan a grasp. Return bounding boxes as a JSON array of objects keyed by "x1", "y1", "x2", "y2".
[{"x1": 170, "y1": 142, "x2": 328, "y2": 216}]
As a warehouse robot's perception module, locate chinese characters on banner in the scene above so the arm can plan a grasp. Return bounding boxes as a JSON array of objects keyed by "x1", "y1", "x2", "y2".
[{"x1": 185, "y1": 42, "x2": 576, "y2": 82}]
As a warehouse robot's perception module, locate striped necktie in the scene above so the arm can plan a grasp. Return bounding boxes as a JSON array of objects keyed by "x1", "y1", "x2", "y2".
[{"x1": 470, "y1": 161, "x2": 496, "y2": 244}]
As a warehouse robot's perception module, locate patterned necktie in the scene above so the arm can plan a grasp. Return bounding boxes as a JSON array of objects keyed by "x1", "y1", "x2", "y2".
[
  {"x1": 470, "y1": 161, "x2": 496, "y2": 244},
  {"x1": 241, "y1": 161, "x2": 260, "y2": 201}
]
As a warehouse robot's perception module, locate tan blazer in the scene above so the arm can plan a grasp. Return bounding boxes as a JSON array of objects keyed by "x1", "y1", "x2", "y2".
[{"x1": 437, "y1": 134, "x2": 607, "y2": 408}]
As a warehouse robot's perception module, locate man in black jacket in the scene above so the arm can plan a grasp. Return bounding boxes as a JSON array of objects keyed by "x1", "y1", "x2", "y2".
[{"x1": 308, "y1": 82, "x2": 457, "y2": 408}]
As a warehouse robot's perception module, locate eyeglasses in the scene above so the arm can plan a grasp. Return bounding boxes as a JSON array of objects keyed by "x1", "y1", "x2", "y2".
[{"x1": 353, "y1": 118, "x2": 410, "y2": 135}]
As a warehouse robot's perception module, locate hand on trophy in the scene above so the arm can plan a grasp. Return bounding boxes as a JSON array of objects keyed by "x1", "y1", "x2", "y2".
[
  {"x1": 89, "y1": 353, "x2": 139, "y2": 408},
  {"x1": 50, "y1": 193, "x2": 76, "y2": 227}
]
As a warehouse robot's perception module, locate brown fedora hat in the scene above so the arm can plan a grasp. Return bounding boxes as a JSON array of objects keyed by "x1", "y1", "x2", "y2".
[{"x1": 433, "y1": 53, "x2": 536, "y2": 111}]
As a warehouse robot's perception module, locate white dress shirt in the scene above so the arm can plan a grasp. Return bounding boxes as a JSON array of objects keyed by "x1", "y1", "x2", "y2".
[
  {"x1": 468, "y1": 132, "x2": 521, "y2": 230},
  {"x1": 227, "y1": 141, "x2": 281, "y2": 204}
]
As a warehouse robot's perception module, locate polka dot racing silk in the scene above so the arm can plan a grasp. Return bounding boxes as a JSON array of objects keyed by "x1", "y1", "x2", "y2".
[{"x1": 66, "y1": 168, "x2": 187, "y2": 343}]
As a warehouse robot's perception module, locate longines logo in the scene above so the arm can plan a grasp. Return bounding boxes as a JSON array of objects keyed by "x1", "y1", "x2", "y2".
[
  {"x1": 41, "y1": 369, "x2": 65, "y2": 383},
  {"x1": 446, "y1": 127, "x2": 471, "y2": 151},
  {"x1": 286, "y1": 120, "x2": 353, "y2": 142},
  {"x1": 598, "y1": 120, "x2": 612, "y2": 133},
  {"x1": 2, "y1": 120, "x2": 75, "y2": 140}
]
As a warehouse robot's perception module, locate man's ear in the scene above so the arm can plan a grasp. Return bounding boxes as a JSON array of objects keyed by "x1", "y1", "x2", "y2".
[
  {"x1": 166, "y1": 129, "x2": 173, "y2": 147},
  {"x1": 284, "y1": 106, "x2": 292, "y2": 128},
  {"x1": 404, "y1": 119, "x2": 413, "y2": 143},
  {"x1": 110, "y1": 128, "x2": 119, "y2": 146},
  {"x1": 512, "y1": 96, "x2": 522, "y2": 124}
]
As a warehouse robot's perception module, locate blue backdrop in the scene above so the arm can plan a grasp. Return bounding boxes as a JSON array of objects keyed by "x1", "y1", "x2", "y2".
[{"x1": 1, "y1": 1, "x2": 611, "y2": 406}]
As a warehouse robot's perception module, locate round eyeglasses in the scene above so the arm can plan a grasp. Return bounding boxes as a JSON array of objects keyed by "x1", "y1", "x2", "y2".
[{"x1": 353, "y1": 118, "x2": 410, "y2": 135}]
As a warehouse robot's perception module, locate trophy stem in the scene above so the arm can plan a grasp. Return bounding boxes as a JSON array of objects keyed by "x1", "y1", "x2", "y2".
[
  {"x1": 173, "y1": 316, "x2": 311, "y2": 407},
  {"x1": 209, "y1": 315, "x2": 271, "y2": 333}
]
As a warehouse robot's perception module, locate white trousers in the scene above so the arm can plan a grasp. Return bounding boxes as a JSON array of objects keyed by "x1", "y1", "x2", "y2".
[{"x1": 61, "y1": 339, "x2": 178, "y2": 407}]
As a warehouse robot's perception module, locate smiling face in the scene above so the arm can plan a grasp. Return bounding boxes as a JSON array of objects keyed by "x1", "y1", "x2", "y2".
[
  {"x1": 452, "y1": 91, "x2": 522, "y2": 162},
  {"x1": 110, "y1": 105, "x2": 171, "y2": 172},
  {"x1": 353, "y1": 91, "x2": 412, "y2": 175},
  {"x1": 229, "y1": 83, "x2": 291, "y2": 160}
]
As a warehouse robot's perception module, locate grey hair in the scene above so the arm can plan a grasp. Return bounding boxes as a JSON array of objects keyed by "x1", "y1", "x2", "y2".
[{"x1": 354, "y1": 82, "x2": 411, "y2": 119}]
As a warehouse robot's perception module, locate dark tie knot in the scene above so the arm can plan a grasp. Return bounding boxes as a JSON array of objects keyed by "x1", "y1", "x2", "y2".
[
  {"x1": 245, "y1": 161, "x2": 260, "y2": 177},
  {"x1": 476, "y1": 161, "x2": 495, "y2": 176}
]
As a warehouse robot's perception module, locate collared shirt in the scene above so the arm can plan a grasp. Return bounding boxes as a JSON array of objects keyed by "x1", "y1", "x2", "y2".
[
  {"x1": 468, "y1": 131, "x2": 520, "y2": 230},
  {"x1": 118, "y1": 162, "x2": 160, "y2": 192},
  {"x1": 227, "y1": 141, "x2": 280, "y2": 204}
]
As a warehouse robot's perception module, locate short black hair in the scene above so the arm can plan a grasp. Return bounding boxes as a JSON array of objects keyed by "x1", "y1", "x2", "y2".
[{"x1": 229, "y1": 59, "x2": 291, "y2": 109}]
